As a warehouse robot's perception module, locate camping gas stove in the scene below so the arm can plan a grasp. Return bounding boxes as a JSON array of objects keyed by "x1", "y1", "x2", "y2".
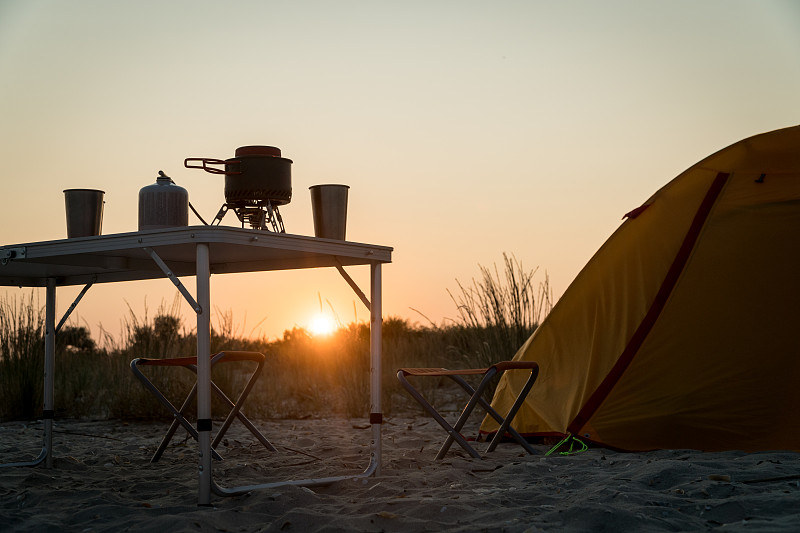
[{"x1": 185, "y1": 145, "x2": 292, "y2": 232}]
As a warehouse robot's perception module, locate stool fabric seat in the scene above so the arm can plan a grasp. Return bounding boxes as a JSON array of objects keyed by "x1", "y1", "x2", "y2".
[
  {"x1": 397, "y1": 361, "x2": 539, "y2": 459},
  {"x1": 131, "y1": 350, "x2": 276, "y2": 462}
]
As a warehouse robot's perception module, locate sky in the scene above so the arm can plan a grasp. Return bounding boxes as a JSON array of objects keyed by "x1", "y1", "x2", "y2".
[{"x1": 1, "y1": 0, "x2": 799, "y2": 344}]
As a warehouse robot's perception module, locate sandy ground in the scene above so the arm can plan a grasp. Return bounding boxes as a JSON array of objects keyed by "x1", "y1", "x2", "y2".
[{"x1": 1, "y1": 416, "x2": 799, "y2": 532}]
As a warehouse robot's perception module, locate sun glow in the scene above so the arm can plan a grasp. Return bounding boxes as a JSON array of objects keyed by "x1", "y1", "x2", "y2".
[{"x1": 309, "y1": 314, "x2": 336, "y2": 336}]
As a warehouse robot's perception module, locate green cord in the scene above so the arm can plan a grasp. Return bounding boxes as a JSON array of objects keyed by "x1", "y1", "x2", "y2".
[
  {"x1": 545, "y1": 434, "x2": 588, "y2": 456},
  {"x1": 544, "y1": 435, "x2": 571, "y2": 456}
]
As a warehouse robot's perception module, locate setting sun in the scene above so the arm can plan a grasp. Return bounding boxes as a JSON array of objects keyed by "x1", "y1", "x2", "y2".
[{"x1": 308, "y1": 314, "x2": 336, "y2": 336}]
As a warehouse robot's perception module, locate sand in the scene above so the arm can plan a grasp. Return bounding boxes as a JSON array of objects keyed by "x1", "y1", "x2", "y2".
[{"x1": 2, "y1": 416, "x2": 799, "y2": 532}]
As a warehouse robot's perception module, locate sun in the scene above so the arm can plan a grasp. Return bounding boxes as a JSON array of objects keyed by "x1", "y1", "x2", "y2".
[{"x1": 308, "y1": 314, "x2": 335, "y2": 336}]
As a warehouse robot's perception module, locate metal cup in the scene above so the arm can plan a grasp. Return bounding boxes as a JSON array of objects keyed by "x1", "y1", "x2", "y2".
[
  {"x1": 64, "y1": 189, "x2": 105, "y2": 238},
  {"x1": 309, "y1": 184, "x2": 349, "y2": 240}
]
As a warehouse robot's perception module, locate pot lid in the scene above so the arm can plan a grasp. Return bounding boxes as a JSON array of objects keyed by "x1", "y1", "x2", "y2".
[{"x1": 235, "y1": 146, "x2": 281, "y2": 157}]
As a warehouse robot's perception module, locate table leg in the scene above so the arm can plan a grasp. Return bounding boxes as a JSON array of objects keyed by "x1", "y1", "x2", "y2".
[
  {"x1": 370, "y1": 263, "x2": 382, "y2": 475},
  {"x1": 209, "y1": 260, "x2": 385, "y2": 497},
  {"x1": 43, "y1": 279, "x2": 56, "y2": 468},
  {"x1": 196, "y1": 243, "x2": 212, "y2": 505}
]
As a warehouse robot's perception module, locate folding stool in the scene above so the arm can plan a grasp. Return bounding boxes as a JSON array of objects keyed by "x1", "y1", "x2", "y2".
[
  {"x1": 131, "y1": 350, "x2": 277, "y2": 462},
  {"x1": 397, "y1": 361, "x2": 539, "y2": 459}
]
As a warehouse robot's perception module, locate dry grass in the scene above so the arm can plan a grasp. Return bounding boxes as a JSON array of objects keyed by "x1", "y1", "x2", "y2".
[
  {"x1": 0, "y1": 255, "x2": 552, "y2": 422},
  {"x1": 0, "y1": 293, "x2": 44, "y2": 419}
]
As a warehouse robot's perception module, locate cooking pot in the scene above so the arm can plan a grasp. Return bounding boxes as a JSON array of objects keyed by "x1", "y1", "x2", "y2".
[{"x1": 185, "y1": 146, "x2": 292, "y2": 206}]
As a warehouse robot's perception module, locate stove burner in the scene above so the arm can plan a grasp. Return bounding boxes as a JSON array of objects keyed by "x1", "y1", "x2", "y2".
[{"x1": 212, "y1": 200, "x2": 285, "y2": 232}]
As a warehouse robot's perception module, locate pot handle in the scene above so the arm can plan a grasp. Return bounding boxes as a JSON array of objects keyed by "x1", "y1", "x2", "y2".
[{"x1": 184, "y1": 158, "x2": 242, "y2": 175}]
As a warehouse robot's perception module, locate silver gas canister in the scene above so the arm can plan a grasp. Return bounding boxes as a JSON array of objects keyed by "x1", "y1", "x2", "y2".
[{"x1": 138, "y1": 171, "x2": 189, "y2": 230}]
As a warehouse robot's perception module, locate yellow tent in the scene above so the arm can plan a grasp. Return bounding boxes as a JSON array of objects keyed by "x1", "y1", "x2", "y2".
[{"x1": 482, "y1": 125, "x2": 800, "y2": 452}]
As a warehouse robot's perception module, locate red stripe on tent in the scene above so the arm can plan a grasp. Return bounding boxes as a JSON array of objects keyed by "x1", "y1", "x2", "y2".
[{"x1": 567, "y1": 172, "x2": 730, "y2": 436}]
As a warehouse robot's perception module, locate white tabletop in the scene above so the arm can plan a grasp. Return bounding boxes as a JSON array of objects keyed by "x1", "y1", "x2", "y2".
[{"x1": 0, "y1": 226, "x2": 392, "y2": 287}]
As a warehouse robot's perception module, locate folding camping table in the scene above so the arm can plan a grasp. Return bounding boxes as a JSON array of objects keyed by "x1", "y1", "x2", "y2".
[{"x1": 0, "y1": 226, "x2": 392, "y2": 505}]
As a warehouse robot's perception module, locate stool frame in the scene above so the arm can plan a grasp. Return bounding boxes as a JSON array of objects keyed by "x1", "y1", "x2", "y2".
[
  {"x1": 131, "y1": 350, "x2": 276, "y2": 462},
  {"x1": 397, "y1": 361, "x2": 539, "y2": 459}
]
